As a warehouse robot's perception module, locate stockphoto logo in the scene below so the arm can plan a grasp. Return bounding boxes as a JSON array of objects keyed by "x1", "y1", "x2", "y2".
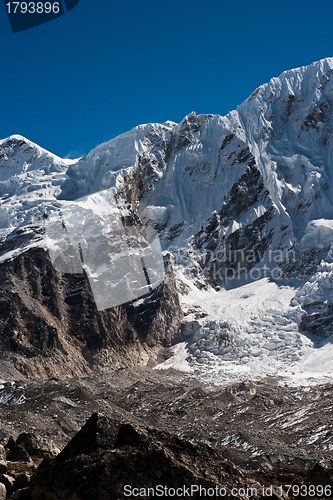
[
  {"x1": 44, "y1": 192, "x2": 165, "y2": 312},
  {"x1": 3, "y1": 0, "x2": 80, "y2": 32}
]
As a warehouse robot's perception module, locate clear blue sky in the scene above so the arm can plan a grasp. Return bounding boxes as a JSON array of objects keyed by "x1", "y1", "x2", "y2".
[{"x1": 1, "y1": 0, "x2": 332, "y2": 158}]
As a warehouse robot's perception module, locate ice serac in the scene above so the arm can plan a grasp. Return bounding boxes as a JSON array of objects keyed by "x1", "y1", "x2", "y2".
[{"x1": 1, "y1": 58, "x2": 333, "y2": 381}]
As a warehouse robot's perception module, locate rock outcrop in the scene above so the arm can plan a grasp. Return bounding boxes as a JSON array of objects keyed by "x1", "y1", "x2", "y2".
[
  {"x1": 0, "y1": 247, "x2": 183, "y2": 379},
  {"x1": 28, "y1": 412, "x2": 333, "y2": 500},
  {"x1": 194, "y1": 162, "x2": 276, "y2": 286},
  {"x1": 30, "y1": 413, "x2": 248, "y2": 500}
]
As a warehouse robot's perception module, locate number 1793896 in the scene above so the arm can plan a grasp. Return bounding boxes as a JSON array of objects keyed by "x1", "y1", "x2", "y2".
[{"x1": 6, "y1": 2, "x2": 60, "y2": 14}]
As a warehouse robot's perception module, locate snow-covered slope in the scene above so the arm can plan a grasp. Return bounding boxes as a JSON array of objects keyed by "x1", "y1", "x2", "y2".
[
  {"x1": 234, "y1": 58, "x2": 333, "y2": 230},
  {"x1": 2, "y1": 58, "x2": 333, "y2": 385},
  {"x1": 0, "y1": 135, "x2": 76, "y2": 236},
  {"x1": 59, "y1": 121, "x2": 176, "y2": 200}
]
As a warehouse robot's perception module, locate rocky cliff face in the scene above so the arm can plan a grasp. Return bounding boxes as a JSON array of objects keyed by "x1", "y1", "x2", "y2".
[
  {"x1": 0, "y1": 246, "x2": 182, "y2": 379},
  {"x1": 194, "y1": 161, "x2": 276, "y2": 286}
]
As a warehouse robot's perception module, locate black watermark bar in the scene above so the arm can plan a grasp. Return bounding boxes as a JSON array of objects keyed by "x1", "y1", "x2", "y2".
[{"x1": 3, "y1": 0, "x2": 79, "y2": 33}]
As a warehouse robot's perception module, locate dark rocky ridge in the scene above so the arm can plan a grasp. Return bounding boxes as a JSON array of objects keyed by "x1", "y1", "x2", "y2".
[
  {"x1": 194, "y1": 163, "x2": 276, "y2": 286},
  {"x1": 0, "y1": 246, "x2": 183, "y2": 380},
  {"x1": 299, "y1": 300, "x2": 333, "y2": 339},
  {"x1": 26, "y1": 413, "x2": 265, "y2": 500}
]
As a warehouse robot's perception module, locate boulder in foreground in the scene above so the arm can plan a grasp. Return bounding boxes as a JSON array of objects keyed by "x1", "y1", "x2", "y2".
[{"x1": 30, "y1": 413, "x2": 249, "y2": 500}]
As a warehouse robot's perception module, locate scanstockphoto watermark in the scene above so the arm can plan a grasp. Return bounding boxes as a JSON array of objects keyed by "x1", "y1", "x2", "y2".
[
  {"x1": 212, "y1": 247, "x2": 296, "y2": 282},
  {"x1": 123, "y1": 484, "x2": 333, "y2": 498},
  {"x1": 205, "y1": 247, "x2": 296, "y2": 267},
  {"x1": 123, "y1": 484, "x2": 266, "y2": 498},
  {"x1": 214, "y1": 261, "x2": 287, "y2": 282},
  {"x1": 170, "y1": 245, "x2": 296, "y2": 282}
]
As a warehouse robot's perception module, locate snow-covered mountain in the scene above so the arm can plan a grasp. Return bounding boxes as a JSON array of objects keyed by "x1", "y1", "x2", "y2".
[{"x1": 1, "y1": 58, "x2": 333, "y2": 384}]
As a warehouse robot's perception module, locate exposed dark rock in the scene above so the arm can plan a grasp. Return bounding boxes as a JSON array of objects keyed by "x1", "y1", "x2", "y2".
[
  {"x1": 308, "y1": 460, "x2": 333, "y2": 486},
  {"x1": 127, "y1": 255, "x2": 183, "y2": 347},
  {"x1": 247, "y1": 458, "x2": 333, "y2": 498},
  {"x1": 194, "y1": 163, "x2": 275, "y2": 285},
  {"x1": 280, "y1": 247, "x2": 330, "y2": 280},
  {"x1": 0, "y1": 246, "x2": 182, "y2": 379},
  {"x1": 115, "y1": 161, "x2": 144, "y2": 209},
  {"x1": 0, "y1": 371, "x2": 332, "y2": 499},
  {"x1": 220, "y1": 133, "x2": 235, "y2": 150},
  {"x1": 0, "y1": 473, "x2": 15, "y2": 495},
  {"x1": 6, "y1": 437, "x2": 15, "y2": 451},
  {"x1": 52, "y1": 413, "x2": 120, "y2": 463},
  {"x1": 30, "y1": 413, "x2": 248, "y2": 500},
  {"x1": 219, "y1": 163, "x2": 267, "y2": 221},
  {"x1": 12, "y1": 487, "x2": 30, "y2": 500},
  {"x1": 174, "y1": 112, "x2": 200, "y2": 152},
  {"x1": 114, "y1": 423, "x2": 147, "y2": 448},
  {"x1": 15, "y1": 433, "x2": 59, "y2": 458},
  {"x1": 299, "y1": 301, "x2": 333, "y2": 339},
  {"x1": 14, "y1": 473, "x2": 30, "y2": 491},
  {"x1": 302, "y1": 109, "x2": 324, "y2": 130},
  {"x1": 0, "y1": 225, "x2": 44, "y2": 259},
  {"x1": 7, "y1": 445, "x2": 31, "y2": 464},
  {"x1": 162, "y1": 221, "x2": 185, "y2": 242}
]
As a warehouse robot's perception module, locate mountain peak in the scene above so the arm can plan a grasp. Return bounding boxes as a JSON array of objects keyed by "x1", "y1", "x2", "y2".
[{"x1": 1, "y1": 58, "x2": 333, "y2": 386}]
